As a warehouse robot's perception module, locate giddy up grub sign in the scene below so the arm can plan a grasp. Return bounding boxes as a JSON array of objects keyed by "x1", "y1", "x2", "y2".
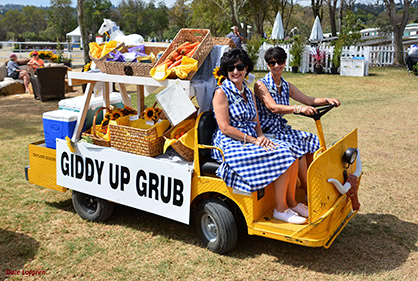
[{"x1": 56, "y1": 139, "x2": 192, "y2": 224}]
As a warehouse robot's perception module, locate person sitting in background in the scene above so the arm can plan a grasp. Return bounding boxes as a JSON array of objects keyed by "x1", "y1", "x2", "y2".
[
  {"x1": 212, "y1": 48, "x2": 308, "y2": 224},
  {"x1": 254, "y1": 46, "x2": 340, "y2": 193},
  {"x1": 7, "y1": 53, "x2": 30, "y2": 93},
  {"x1": 27, "y1": 51, "x2": 45, "y2": 74},
  {"x1": 226, "y1": 26, "x2": 244, "y2": 48}
]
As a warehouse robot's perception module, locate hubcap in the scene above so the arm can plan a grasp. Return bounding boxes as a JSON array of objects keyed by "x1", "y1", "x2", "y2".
[
  {"x1": 201, "y1": 214, "x2": 218, "y2": 242},
  {"x1": 81, "y1": 195, "x2": 98, "y2": 214}
]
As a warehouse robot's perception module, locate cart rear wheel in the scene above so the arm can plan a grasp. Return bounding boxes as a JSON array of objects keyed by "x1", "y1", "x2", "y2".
[
  {"x1": 195, "y1": 198, "x2": 237, "y2": 254},
  {"x1": 72, "y1": 191, "x2": 114, "y2": 222}
]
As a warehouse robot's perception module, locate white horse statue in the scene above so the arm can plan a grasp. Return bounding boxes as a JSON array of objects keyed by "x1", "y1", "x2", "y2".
[{"x1": 98, "y1": 18, "x2": 144, "y2": 46}]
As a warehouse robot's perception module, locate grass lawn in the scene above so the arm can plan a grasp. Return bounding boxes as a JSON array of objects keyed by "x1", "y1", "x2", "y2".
[{"x1": 0, "y1": 67, "x2": 417, "y2": 280}]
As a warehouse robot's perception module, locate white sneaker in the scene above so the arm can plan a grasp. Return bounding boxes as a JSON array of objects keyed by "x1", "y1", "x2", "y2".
[
  {"x1": 291, "y1": 203, "x2": 309, "y2": 218},
  {"x1": 273, "y1": 208, "x2": 307, "y2": 224}
]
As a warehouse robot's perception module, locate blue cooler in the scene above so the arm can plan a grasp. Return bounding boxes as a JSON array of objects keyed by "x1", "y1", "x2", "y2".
[
  {"x1": 58, "y1": 92, "x2": 127, "y2": 130},
  {"x1": 43, "y1": 110, "x2": 78, "y2": 149}
]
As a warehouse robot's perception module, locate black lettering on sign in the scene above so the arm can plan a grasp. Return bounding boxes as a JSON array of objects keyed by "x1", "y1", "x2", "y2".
[
  {"x1": 109, "y1": 164, "x2": 131, "y2": 191},
  {"x1": 136, "y1": 170, "x2": 147, "y2": 196},
  {"x1": 173, "y1": 179, "x2": 184, "y2": 207},
  {"x1": 95, "y1": 159, "x2": 104, "y2": 185},
  {"x1": 75, "y1": 155, "x2": 84, "y2": 179},
  {"x1": 160, "y1": 176, "x2": 172, "y2": 204},
  {"x1": 85, "y1": 157, "x2": 94, "y2": 182},
  {"x1": 61, "y1": 152, "x2": 69, "y2": 176},
  {"x1": 109, "y1": 163, "x2": 119, "y2": 190},
  {"x1": 70, "y1": 154, "x2": 74, "y2": 177},
  {"x1": 149, "y1": 172, "x2": 159, "y2": 200},
  {"x1": 135, "y1": 170, "x2": 184, "y2": 207}
]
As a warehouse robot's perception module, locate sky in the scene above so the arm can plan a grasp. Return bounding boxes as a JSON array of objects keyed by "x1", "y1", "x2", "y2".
[
  {"x1": 0, "y1": 0, "x2": 376, "y2": 8},
  {"x1": 0, "y1": 0, "x2": 177, "y2": 8}
]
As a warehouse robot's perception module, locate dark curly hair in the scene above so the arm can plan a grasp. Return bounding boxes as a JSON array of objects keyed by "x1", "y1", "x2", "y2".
[
  {"x1": 219, "y1": 48, "x2": 254, "y2": 78},
  {"x1": 264, "y1": 46, "x2": 287, "y2": 64}
]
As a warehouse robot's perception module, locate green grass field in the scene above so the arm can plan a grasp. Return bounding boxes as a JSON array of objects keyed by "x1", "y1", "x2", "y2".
[{"x1": 1, "y1": 67, "x2": 417, "y2": 280}]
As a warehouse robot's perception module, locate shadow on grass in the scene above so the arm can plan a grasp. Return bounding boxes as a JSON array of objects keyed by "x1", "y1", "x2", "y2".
[
  {"x1": 233, "y1": 213, "x2": 418, "y2": 274},
  {"x1": 0, "y1": 229, "x2": 40, "y2": 281},
  {"x1": 46, "y1": 197, "x2": 417, "y2": 275}
]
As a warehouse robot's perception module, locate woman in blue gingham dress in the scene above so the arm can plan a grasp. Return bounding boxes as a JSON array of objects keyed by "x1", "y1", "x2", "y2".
[
  {"x1": 211, "y1": 48, "x2": 309, "y2": 225},
  {"x1": 254, "y1": 46, "x2": 340, "y2": 191}
]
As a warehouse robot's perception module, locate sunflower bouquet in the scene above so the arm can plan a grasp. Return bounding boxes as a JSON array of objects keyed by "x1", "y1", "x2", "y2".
[
  {"x1": 213, "y1": 66, "x2": 226, "y2": 86},
  {"x1": 95, "y1": 105, "x2": 137, "y2": 136}
]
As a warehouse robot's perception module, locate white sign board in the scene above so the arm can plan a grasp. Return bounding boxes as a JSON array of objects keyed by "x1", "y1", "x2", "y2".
[
  {"x1": 56, "y1": 139, "x2": 192, "y2": 224},
  {"x1": 156, "y1": 81, "x2": 196, "y2": 126}
]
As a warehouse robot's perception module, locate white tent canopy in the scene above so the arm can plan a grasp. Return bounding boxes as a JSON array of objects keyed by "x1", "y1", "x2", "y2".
[
  {"x1": 309, "y1": 16, "x2": 324, "y2": 42},
  {"x1": 66, "y1": 26, "x2": 81, "y2": 46},
  {"x1": 271, "y1": 11, "x2": 284, "y2": 40}
]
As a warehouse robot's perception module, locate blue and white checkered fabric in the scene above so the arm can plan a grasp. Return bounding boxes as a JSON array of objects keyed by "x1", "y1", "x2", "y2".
[
  {"x1": 211, "y1": 79, "x2": 300, "y2": 192},
  {"x1": 256, "y1": 72, "x2": 320, "y2": 155}
]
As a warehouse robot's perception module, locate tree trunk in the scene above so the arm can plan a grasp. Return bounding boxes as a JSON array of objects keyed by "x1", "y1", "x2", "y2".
[
  {"x1": 328, "y1": 0, "x2": 337, "y2": 37},
  {"x1": 77, "y1": 0, "x2": 90, "y2": 64},
  {"x1": 383, "y1": 0, "x2": 411, "y2": 66},
  {"x1": 311, "y1": 0, "x2": 323, "y2": 19}
]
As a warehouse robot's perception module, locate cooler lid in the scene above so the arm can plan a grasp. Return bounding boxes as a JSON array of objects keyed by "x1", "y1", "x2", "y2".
[{"x1": 43, "y1": 110, "x2": 78, "y2": 122}]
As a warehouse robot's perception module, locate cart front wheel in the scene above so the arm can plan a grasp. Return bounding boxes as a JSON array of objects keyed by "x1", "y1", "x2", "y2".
[
  {"x1": 72, "y1": 191, "x2": 114, "y2": 222},
  {"x1": 195, "y1": 198, "x2": 237, "y2": 254}
]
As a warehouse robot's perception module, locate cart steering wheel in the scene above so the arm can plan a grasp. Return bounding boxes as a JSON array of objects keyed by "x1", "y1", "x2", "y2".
[{"x1": 298, "y1": 104, "x2": 336, "y2": 120}]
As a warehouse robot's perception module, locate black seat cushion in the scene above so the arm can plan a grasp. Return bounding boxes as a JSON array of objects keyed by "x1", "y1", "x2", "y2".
[{"x1": 198, "y1": 111, "x2": 220, "y2": 176}]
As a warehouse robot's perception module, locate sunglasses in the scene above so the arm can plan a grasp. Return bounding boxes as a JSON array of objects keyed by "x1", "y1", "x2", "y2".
[
  {"x1": 226, "y1": 63, "x2": 246, "y2": 72},
  {"x1": 267, "y1": 60, "x2": 285, "y2": 67},
  {"x1": 33, "y1": 54, "x2": 38, "y2": 56}
]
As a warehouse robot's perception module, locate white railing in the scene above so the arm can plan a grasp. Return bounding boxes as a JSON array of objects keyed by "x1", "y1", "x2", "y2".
[
  {"x1": 0, "y1": 41, "x2": 85, "y2": 67},
  {"x1": 255, "y1": 42, "x2": 409, "y2": 72},
  {"x1": 255, "y1": 42, "x2": 336, "y2": 73}
]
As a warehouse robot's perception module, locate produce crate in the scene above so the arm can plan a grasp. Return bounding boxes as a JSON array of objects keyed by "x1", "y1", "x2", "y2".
[
  {"x1": 81, "y1": 107, "x2": 111, "y2": 147},
  {"x1": 212, "y1": 37, "x2": 236, "y2": 48},
  {"x1": 156, "y1": 28, "x2": 213, "y2": 80},
  {"x1": 109, "y1": 123, "x2": 165, "y2": 157},
  {"x1": 104, "y1": 45, "x2": 167, "y2": 77},
  {"x1": 163, "y1": 119, "x2": 195, "y2": 162},
  {"x1": 89, "y1": 42, "x2": 125, "y2": 73}
]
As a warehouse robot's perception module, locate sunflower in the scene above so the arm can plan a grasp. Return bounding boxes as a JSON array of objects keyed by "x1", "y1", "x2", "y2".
[
  {"x1": 121, "y1": 105, "x2": 137, "y2": 116},
  {"x1": 213, "y1": 66, "x2": 225, "y2": 86},
  {"x1": 110, "y1": 111, "x2": 122, "y2": 120},
  {"x1": 144, "y1": 107, "x2": 158, "y2": 121}
]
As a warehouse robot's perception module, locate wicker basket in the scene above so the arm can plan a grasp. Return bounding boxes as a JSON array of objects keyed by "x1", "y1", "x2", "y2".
[
  {"x1": 81, "y1": 107, "x2": 111, "y2": 147},
  {"x1": 89, "y1": 43, "x2": 125, "y2": 73},
  {"x1": 212, "y1": 37, "x2": 236, "y2": 48},
  {"x1": 104, "y1": 45, "x2": 167, "y2": 77},
  {"x1": 109, "y1": 122, "x2": 165, "y2": 157},
  {"x1": 163, "y1": 127, "x2": 194, "y2": 162},
  {"x1": 156, "y1": 28, "x2": 213, "y2": 80}
]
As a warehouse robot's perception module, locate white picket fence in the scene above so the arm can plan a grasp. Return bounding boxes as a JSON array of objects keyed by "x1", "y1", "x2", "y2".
[{"x1": 254, "y1": 42, "x2": 407, "y2": 72}]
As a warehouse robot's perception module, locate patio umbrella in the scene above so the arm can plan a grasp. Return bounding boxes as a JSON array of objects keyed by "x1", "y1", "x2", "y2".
[
  {"x1": 271, "y1": 11, "x2": 284, "y2": 40},
  {"x1": 309, "y1": 15, "x2": 324, "y2": 42}
]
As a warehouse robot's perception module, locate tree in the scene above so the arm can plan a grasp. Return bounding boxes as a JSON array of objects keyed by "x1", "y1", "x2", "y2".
[
  {"x1": 48, "y1": 0, "x2": 77, "y2": 41},
  {"x1": 84, "y1": 0, "x2": 112, "y2": 37},
  {"x1": 189, "y1": 0, "x2": 229, "y2": 37},
  {"x1": 311, "y1": 0, "x2": 324, "y2": 19},
  {"x1": 327, "y1": 0, "x2": 338, "y2": 36},
  {"x1": 246, "y1": 0, "x2": 271, "y2": 37},
  {"x1": 208, "y1": 0, "x2": 248, "y2": 38},
  {"x1": 77, "y1": 0, "x2": 90, "y2": 64},
  {"x1": 382, "y1": 0, "x2": 411, "y2": 65}
]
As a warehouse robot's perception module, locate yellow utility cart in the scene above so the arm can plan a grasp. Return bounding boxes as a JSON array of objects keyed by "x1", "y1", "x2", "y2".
[{"x1": 26, "y1": 72, "x2": 362, "y2": 254}]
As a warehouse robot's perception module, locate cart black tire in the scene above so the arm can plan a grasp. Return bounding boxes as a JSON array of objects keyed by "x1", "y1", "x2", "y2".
[
  {"x1": 195, "y1": 198, "x2": 238, "y2": 254},
  {"x1": 72, "y1": 191, "x2": 114, "y2": 222}
]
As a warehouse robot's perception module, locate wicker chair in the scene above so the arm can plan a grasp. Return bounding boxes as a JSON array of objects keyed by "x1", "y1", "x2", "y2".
[{"x1": 30, "y1": 66, "x2": 67, "y2": 102}]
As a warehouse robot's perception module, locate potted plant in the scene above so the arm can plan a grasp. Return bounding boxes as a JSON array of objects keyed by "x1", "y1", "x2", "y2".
[
  {"x1": 311, "y1": 46, "x2": 326, "y2": 74},
  {"x1": 331, "y1": 39, "x2": 343, "y2": 74},
  {"x1": 289, "y1": 35, "x2": 304, "y2": 73}
]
